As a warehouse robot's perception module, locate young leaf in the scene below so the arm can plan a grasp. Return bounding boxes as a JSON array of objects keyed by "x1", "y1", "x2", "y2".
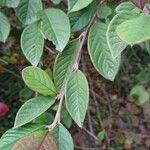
[
  {"x1": 14, "y1": 96, "x2": 55, "y2": 128},
  {"x1": 65, "y1": 70, "x2": 89, "y2": 127},
  {"x1": 68, "y1": 0, "x2": 93, "y2": 13},
  {"x1": 53, "y1": 39, "x2": 80, "y2": 91},
  {"x1": 21, "y1": 22, "x2": 44, "y2": 66},
  {"x1": 0, "y1": 0, "x2": 20, "y2": 8},
  {"x1": 116, "y1": 16, "x2": 150, "y2": 45},
  {"x1": 38, "y1": 8, "x2": 70, "y2": 52},
  {"x1": 22, "y1": 66, "x2": 57, "y2": 96},
  {"x1": 106, "y1": 12, "x2": 139, "y2": 58},
  {"x1": 88, "y1": 22, "x2": 121, "y2": 81},
  {"x1": 12, "y1": 130, "x2": 57, "y2": 150},
  {"x1": 15, "y1": 0, "x2": 42, "y2": 25},
  {"x1": 69, "y1": 0, "x2": 97, "y2": 32},
  {"x1": 0, "y1": 11, "x2": 10, "y2": 42},
  {"x1": 52, "y1": 123, "x2": 74, "y2": 150},
  {"x1": 0, "y1": 124, "x2": 44, "y2": 150},
  {"x1": 115, "y1": 2, "x2": 140, "y2": 14}
]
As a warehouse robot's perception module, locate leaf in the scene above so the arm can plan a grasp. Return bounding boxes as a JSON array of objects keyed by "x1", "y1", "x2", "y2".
[
  {"x1": 52, "y1": 123, "x2": 73, "y2": 150},
  {"x1": 106, "y1": 12, "x2": 139, "y2": 58},
  {"x1": 129, "y1": 85, "x2": 150, "y2": 106},
  {"x1": 14, "y1": 96, "x2": 55, "y2": 128},
  {"x1": 65, "y1": 70, "x2": 89, "y2": 127},
  {"x1": 115, "y1": 2, "x2": 140, "y2": 14},
  {"x1": 97, "y1": 130, "x2": 106, "y2": 141},
  {"x1": 68, "y1": 0, "x2": 93, "y2": 13},
  {"x1": 0, "y1": 124, "x2": 44, "y2": 150},
  {"x1": 11, "y1": 130, "x2": 57, "y2": 150},
  {"x1": 116, "y1": 16, "x2": 150, "y2": 45},
  {"x1": 0, "y1": 0, "x2": 20, "y2": 7},
  {"x1": 21, "y1": 22, "x2": 44, "y2": 66},
  {"x1": 38, "y1": 8, "x2": 70, "y2": 52},
  {"x1": 145, "y1": 40, "x2": 150, "y2": 55},
  {"x1": 97, "y1": 3, "x2": 112, "y2": 19},
  {"x1": 15, "y1": 0, "x2": 42, "y2": 25},
  {"x1": 88, "y1": 22, "x2": 120, "y2": 81},
  {"x1": 22, "y1": 66, "x2": 57, "y2": 96},
  {"x1": 53, "y1": 39, "x2": 80, "y2": 91},
  {"x1": 69, "y1": 0, "x2": 97, "y2": 32},
  {"x1": 0, "y1": 11, "x2": 10, "y2": 42}
]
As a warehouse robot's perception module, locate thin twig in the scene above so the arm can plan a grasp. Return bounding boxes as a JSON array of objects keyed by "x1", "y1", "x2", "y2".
[{"x1": 47, "y1": 0, "x2": 103, "y2": 130}]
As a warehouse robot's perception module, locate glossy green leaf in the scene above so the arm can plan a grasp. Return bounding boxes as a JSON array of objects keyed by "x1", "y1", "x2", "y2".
[
  {"x1": 88, "y1": 22, "x2": 120, "y2": 81},
  {"x1": 0, "y1": 0, "x2": 20, "y2": 7},
  {"x1": 65, "y1": 70, "x2": 89, "y2": 127},
  {"x1": 68, "y1": 0, "x2": 93, "y2": 13},
  {"x1": 53, "y1": 39, "x2": 80, "y2": 91},
  {"x1": 21, "y1": 22, "x2": 44, "y2": 66},
  {"x1": 22, "y1": 66, "x2": 57, "y2": 96},
  {"x1": 115, "y1": 2, "x2": 140, "y2": 14},
  {"x1": 0, "y1": 11, "x2": 10, "y2": 42},
  {"x1": 106, "y1": 12, "x2": 139, "y2": 58},
  {"x1": 15, "y1": 0, "x2": 42, "y2": 25},
  {"x1": 69, "y1": 0, "x2": 97, "y2": 32},
  {"x1": 97, "y1": 4, "x2": 112, "y2": 19},
  {"x1": 38, "y1": 8, "x2": 70, "y2": 52},
  {"x1": 12, "y1": 130, "x2": 57, "y2": 150},
  {"x1": 14, "y1": 96, "x2": 55, "y2": 128},
  {"x1": 116, "y1": 16, "x2": 150, "y2": 45},
  {"x1": 0, "y1": 124, "x2": 44, "y2": 150},
  {"x1": 52, "y1": 123, "x2": 73, "y2": 150}
]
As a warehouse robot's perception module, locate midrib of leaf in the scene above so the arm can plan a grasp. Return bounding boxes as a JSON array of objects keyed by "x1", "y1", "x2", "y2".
[
  {"x1": 76, "y1": 75, "x2": 82, "y2": 123},
  {"x1": 70, "y1": 0, "x2": 78, "y2": 11},
  {"x1": 25, "y1": 71, "x2": 56, "y2": 94},
  {"x1": 37, "y1": 131, "x2": 49, "y2": 150}
]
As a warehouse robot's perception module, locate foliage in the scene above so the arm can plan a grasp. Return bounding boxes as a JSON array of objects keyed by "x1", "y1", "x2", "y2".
[{"x1": 0, "y1": 0, "x2": 150, "y2": 149}]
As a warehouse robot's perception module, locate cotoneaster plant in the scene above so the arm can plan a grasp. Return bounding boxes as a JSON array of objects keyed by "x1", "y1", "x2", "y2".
[{"x1": 0, "y1": 0, "x2": 150, "y2": 149}]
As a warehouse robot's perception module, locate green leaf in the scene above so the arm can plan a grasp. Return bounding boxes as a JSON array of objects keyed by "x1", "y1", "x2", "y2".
[
  {"x1": 22, "y1": 66, "x2": 57, "y2": 96},
  {"x1": 0, "y1": 124, "x2": 44, "y2": 150},
  {"x1": 115, "y1": 2, "x2": 140, "y2": 14},
  {"x1": 38, "y1": 8, "x2": 70, "y2": 52},
  {"x1": 97, "y1": 130, "x2": 106, "y2": 141},
  {"x1": 106, "y1": 12, "x2": 139, "y2": 58},
  {"x1": 65, "y1": 70, "x2": 89, "y2": 127},
  {"x1": 130, "y1": 85, "x2": 150, "y2": 106},
  {"x1": 21, "y1": 22, "x2": 44, "y2": 66},
  {"x1": 116, "y1": 16, "x2": 150, "y2": 45},
  {"x1": 97, "y1": 3, "x2": 112, "y2": 19},
  {"x1": 69, "y1": 0, "x2": 97, "y2": 32},
  {"x1": 52, "y1": 123, "x2": 73, "y2": 150},
  {"x1": 53, "y1": 39, "x2": 80, "y2": 91},
  {"x1": 0, "y1": 0, "x2": 20, "y2": 7},
  {"x1": 0, "y1": 11, "x2": 10, "y2": 42},
  {"x1": 68, "y1": 0, "x2": 93, "y2": 13},
  {"x1": 11, "y1": 130, "x2": 57, "y2": 150},
  {"x1": 15, "y1": 0, "x2": 42, "y2": 25},
  {"x1": 14, "y1": 96, "x2": 55, "y2": 128},
  {"x1": 88, "y1": 22, "x2": 120, "y2": 81}
]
